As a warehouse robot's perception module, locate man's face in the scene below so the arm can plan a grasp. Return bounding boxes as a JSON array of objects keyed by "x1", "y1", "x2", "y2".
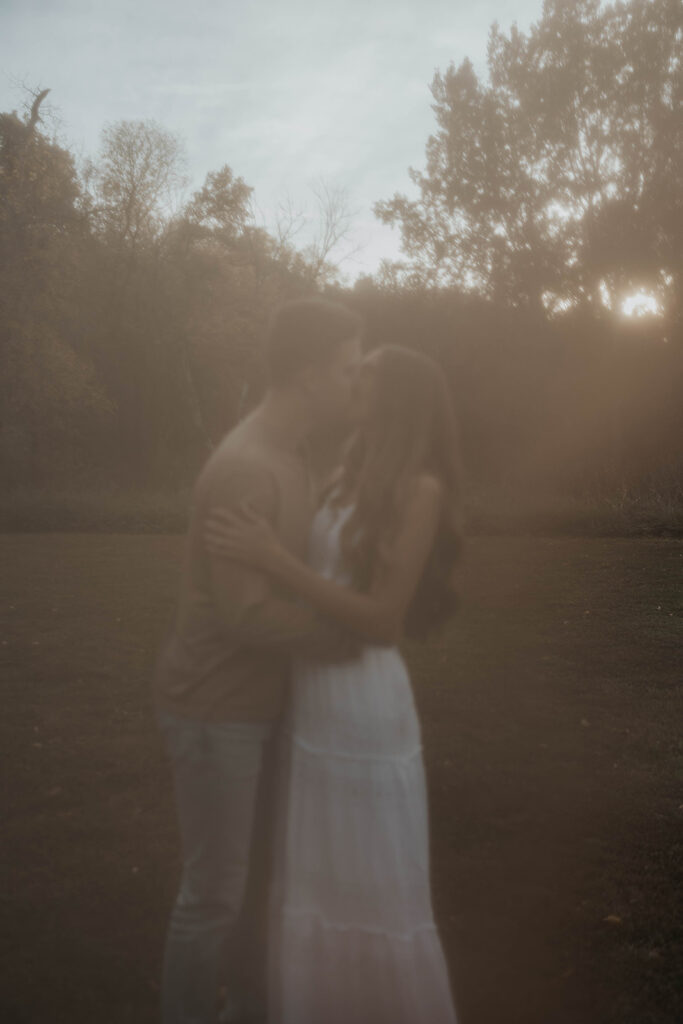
[{"x1": 306, "y1": 334, "x2": 363, "y2": 429}]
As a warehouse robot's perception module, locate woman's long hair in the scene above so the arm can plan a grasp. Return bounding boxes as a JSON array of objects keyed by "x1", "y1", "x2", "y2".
[{"x1": 324, "y1": 345, "x2": 465, "y2": 640}]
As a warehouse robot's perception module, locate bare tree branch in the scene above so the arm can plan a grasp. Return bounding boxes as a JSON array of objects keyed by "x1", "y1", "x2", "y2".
[
  {"x1": 27, "y1": 88, "x2": 50, "y2": 132},
  {"x1": 305, "y1": 178, "x2": 362, "y2": 283},
  {"x1": 274, "y1": 191, "x2": 307, "y2": 253}
]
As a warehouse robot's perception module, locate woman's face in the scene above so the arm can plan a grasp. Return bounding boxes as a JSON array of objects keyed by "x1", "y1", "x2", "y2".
[{"x1": 352, "y1": 349, "x2": 382, "y2": 424}]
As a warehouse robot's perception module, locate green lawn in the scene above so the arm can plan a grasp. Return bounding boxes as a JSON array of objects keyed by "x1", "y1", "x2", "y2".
[{"x1": 1, "y1": 535, "x2": 681, "y2": 1024}]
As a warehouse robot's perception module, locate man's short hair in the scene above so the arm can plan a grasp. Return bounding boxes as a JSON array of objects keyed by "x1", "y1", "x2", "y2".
[{"x1": 265, "y1": 297, "x2": 364, "y2": 385}]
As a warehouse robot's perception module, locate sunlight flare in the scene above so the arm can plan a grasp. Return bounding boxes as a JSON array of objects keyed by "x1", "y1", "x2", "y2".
[{"x1": 620, "y1": 291, "x2": 661, "y2": 317}]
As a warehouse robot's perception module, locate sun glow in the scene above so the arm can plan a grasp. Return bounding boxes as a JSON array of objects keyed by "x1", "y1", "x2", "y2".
[{"x1": 620, "y1": 291, "x2": 661, "y2": 317}]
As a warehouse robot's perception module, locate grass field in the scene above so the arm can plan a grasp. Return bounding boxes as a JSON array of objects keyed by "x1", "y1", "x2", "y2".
[
  {"x1": 2, "y1": 534, "x2": 682, "y2": 1024},
  {"x1": 2, "y1": 480, "x2": 682, "y2": 537}
]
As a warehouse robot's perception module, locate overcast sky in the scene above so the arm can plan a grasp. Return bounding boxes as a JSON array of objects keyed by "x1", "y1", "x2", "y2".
[{"x1": 1, "y1": 0, "x2": 541, "y2": 278}]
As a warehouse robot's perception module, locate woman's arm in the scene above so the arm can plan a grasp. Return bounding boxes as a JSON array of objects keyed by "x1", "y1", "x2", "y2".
[{"x1": 205, "y1": 476, "x2": 442, "y2": 645}]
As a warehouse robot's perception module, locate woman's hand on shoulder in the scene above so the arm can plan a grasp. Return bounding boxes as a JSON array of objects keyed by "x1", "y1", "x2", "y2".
[{"x1": 205, "y1": 503, "x2": 283, "y2": 573}]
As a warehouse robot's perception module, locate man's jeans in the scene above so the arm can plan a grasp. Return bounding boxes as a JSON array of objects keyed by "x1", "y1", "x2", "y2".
[{"x1": 158, "y1": 711, "x2": 274, "y2": 1024}]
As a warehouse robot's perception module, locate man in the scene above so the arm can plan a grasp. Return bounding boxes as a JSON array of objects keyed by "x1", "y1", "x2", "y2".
[{"x1": 154, "y1": 297, "x2": 364, "y2": 1024}]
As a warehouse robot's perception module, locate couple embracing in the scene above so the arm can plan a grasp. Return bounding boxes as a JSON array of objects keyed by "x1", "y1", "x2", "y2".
[{"x1": 154, "y1": 298, "x2": 463, "y2": 1024}]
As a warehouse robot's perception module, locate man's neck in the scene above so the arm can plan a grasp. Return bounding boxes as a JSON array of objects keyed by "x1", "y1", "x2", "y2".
[{"x1": 248, "y1": 388, "x2": 313, "y2": 454}]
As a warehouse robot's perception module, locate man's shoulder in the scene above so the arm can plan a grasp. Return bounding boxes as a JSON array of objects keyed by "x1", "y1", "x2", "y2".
[
  {"x1": 202, "y1": 434, "x2": 271, "y2": 478},
  {"x1": 195, "y1": 430, "x2": 277, "y2": 508}
]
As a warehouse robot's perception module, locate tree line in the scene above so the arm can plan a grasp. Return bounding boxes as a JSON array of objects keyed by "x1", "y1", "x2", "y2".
[{"x1": 1, "y1": 0, "x2": 681, "y2": 499}]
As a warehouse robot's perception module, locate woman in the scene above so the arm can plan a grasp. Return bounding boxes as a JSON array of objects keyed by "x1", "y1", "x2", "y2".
[{"x1": 206, "y1": 345, "x2": 463, "y2": 1024}]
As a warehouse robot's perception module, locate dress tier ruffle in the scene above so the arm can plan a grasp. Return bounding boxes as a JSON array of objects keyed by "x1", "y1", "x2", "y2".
[{"x1": 267, "y1": 505, "x2": 458, "y2": 1024}]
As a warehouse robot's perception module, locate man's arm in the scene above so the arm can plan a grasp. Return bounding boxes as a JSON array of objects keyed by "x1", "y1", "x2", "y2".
[
  {"x1": 205, "y1": 462, "x2": 358, "y2": 662},
  {"x1": 229, "y1": 589, "x2": 360, "y2": 662}
]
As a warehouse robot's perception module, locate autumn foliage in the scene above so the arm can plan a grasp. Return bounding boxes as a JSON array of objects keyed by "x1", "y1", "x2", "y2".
[{"x1": 1, "y1": 0, "x2": 681, "y2": 510}]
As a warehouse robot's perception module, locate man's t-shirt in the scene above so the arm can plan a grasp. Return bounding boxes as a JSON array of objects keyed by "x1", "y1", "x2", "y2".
[{"x1": 154, "y1": 422, "x2": 336, "y2": 722}]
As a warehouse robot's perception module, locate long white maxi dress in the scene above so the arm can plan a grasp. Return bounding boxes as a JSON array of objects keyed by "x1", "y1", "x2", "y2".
[{"x1": 268, "y1": 502, "x2": 458, "y2": 1024}]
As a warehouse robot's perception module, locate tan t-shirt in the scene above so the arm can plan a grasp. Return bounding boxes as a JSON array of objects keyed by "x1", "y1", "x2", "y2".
[{"x1": 154, "y1": 419, "x2": 344, "y2": 721}]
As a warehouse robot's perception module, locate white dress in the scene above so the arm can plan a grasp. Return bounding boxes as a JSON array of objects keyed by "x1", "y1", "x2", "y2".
[{"x1": 268, "y1": 502, "x2": 458, "y2": 1024}]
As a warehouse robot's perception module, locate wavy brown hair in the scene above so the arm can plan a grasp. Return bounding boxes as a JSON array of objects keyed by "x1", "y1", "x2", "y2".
[{"x1": 324, "y1": 345, "x2": 464, "y2": 639}]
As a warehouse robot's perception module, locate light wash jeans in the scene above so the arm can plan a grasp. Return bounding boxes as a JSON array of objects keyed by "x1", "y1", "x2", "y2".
[{"x1": 158, "y1": 711, "x2": 274, "y2": 1024}]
